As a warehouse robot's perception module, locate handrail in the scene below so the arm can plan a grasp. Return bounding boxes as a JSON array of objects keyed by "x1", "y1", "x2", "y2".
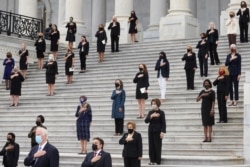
[{"x1": 0, "y1": 10, "x2": 43, "y2": 40}]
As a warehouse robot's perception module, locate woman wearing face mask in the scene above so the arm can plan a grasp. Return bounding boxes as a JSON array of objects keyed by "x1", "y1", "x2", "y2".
[
  {"x1": 3, "y1": 52, "x2": 15, "y2": 90},
  {"x1": 145, "y1": 98, "x2": 166, "y2": 165},
  {"x1": 111, "y1": 79, "x2": 126, "y2": 136},
  {"x1": 128, "y1": 10, "x2": 138, "y2": 43},
  {"x1": 75, "y1": 95, "x2": 92, "y2": 154},
  {"x1": 226, "y1": 11, "x2": 237, "y2": 46},
  {"x1": 213, "y1": 66, "x2": 230, "y2": 123},
  {"x1": 133, "y1": 64, "x2": 150, "y2": 118},
  {"x1": 237, "y1": 1, "x2": 249, "y2": 43},
  {"x1": 18, "y1": 43, "x2": 29, "y2": 79},
  {"x1": 155, "y1": 51, "x2": 170, "y2": 102},
  {"x1": 196, "y1": 33, "x2": 209, "y2": 77},
  {"x1": 43, "y1": 54, "x2": 58, "y2": 96},
  {"x1": 225, "y1": 44, "x2": 241, "y2": 106},
  {"x1": 119, "y1": 121, "x2": 142, "y2": 167},
  {"x1": 196, "y1": 79, "x2": 215, "y2": 142},
  {"x1": 64, "y1": 48, "x2": 75, "y2": 84},
  {"x1": 34, "y1": 32, "x2": 46, "y2": 70},
  {"x1": 182, "y1": 46, "x2": 197, "y2": 90},
  {"x1": 95, "y1": 24, "x2": 107, "y2": 62},
  {"x1": 50, "y1": 24, "x2": 60, "y2": 60},
  {"x1": 66, "y1": 17, "x2": 77, "y2": 49}
]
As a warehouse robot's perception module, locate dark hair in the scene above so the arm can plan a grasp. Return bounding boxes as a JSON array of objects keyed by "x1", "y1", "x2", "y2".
[
  {"x1": 200, "y1": 33, "x2": 206, "y2": 38},
  {"x1": 139, "y1": 64, "x2": 148, "y2": 75},
  {"x1": 52, "y1": 24, "x2": 58, "y2": 31},
  {"x1": 203, "y1": 79, "x2": 212, "y2": 88},
  {"x1": 131, "y1": 10, "x2": 136, "y2": 17},
  {"x1": 151, "y1": 98, "x2": 161, "y2": 107},
  {"x1": 93, "y1": 137, "x2": 104, "y2": 149},
  {"x1": 6, "y1": 52, "x2": 12, "y2": 58},
  {"x1": 70, "y1": 17, "x2": 73, "y2": 20},
  {"x1": 81, "y1": 35, "x2": 88, "y2": 42},
  {"x1": 115, "y1": 79, "x2": 123, "y2": 89},
  {"x1": 49, "y1": 23, "x2": 52, "y2": 28},
  {"x1": 8, "y1": 132, "x2": 15, "y2": 140},
  {"x1": 159, "y1": 51, "x2": 167, "y2": 62},
  {"x1": 241, "y1": 1, "x2": 247, "y2": 8},
  {"x1": 37, "y1": 115, "x2": 45, "y2": 123}
]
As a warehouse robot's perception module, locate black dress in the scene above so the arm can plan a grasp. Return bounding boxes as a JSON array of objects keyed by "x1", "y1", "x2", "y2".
[
  {"x1": 50, "y1": 31, "x2": 60, "y2": 51},
  {"x1": 10, "y1": 72, "x2": 24, "y2": 96},
  {"x1": 65, "y1": 53, "x2": 74, "y2": 76},
  {"x1": 199, "y1": 89, "x2": 215, "y2": 126},
  {"x1": 66, "y1": 22, "x2": 77, "y2": 42},
  {"x1": 133, "y1": 71, "x2": 150, "y2": 99},
  {"x1": 95, "y1": 30, "x2": 107, "y2": 52},
  {"x1": 129, "y1": 16, "x2": 138, "y2": 34},
  {"x1": 34, "y1": 38, "x2": 46, "y2": 58},
  {"x1": 43, "y1": 61, "x2": 58, "y2": 84},
  {"x1": 19, "y1": 49, "x2": 29, "y2": 70}
]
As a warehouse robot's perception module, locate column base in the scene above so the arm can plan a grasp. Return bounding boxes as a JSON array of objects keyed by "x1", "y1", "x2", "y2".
[
  {"x1": 144, "y1": 25, "x2": 160, "y2": 42},
  {"x1": 159, "y1": 15, "x2": 199, "y2": 40}
]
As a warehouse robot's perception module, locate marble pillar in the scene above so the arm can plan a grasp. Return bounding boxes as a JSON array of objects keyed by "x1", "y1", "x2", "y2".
[
  {"x1": 220, "y1": 0, "x2": 250, "y2": 35},
  {"x1": 18, "y1": 0, "x2": 37, "y2": 18},
  {"x1": 159, "y1": 0, "x2": 198, "y2": 40},
  {"x1": 92, "y1": 0, "x2": 106, "y2": 42},
  {"x1": 144, "y1": 0, "x2": 168, "y2": 41},
  {"x1": 106, "y1": 0, "x2": 133, "y2": 44},
  {"x1": 244, "y1": 71, "x2": 250, "y2": 164}
]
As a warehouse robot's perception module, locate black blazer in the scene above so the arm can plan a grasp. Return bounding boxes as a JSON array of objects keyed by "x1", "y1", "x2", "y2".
[
  {"x1": 196, "y1": 40, "x2": 209, "y2": 58},
  {"x1": 78, "y1": 42, "x2": 89, "y2": 55},
  {"x1": 237, "y1": 8, "x2": 250, "y2": 23},
  {"x1": 43, "y1": 61, "x2": 59, "y2": 75},
  {"x1": 155, "y1": 58, "x2": 170, "y2": 78},
  {"x1": 24, "y1": 142, "x2": 59, "y2": 167},
  {"x1": 34, "y1": 38, "x2": 46, "y2": 52},
  {"x1": 213, "y1": 75, "x2": 230, "y2": 95},
  {"x1": 108, "y1": 22, "x2": 120, "y2": 36},
  {"x1": 95, "y1": 30, "x2": 107, "y2": 43},
  {"x1": 182, "y1": 53, "x2": 197, "y2": 70},
  {"x1": 133, "y1": 72, "x2": 150, "y2": 90},
  {"x1": 206, "y1": 29, "x2": 219, "y2": 44},
  {"x1": 119, "y1": 131, "x2": 143, "y2": 158},
  {"x1": 225, "y1": 53, "x2": 241, "y2": 76},
  {"x1": 145, "y1": 109, "x2": 166, "y2": 133},
  {"x1": 81, "y1": 150, "x2": 112, "y2": 167},
  {"x1": 0, "y1": 142, "x2": 19, "y2": 167}
]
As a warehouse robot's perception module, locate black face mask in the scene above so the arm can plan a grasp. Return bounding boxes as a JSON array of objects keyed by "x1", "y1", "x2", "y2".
[
  {"x1": 7, "y1": 138, "x2": 13, "y2": 143},
  {"x1": 230, "y1": 15, "x2": 234, "y2": 18},
  {"x1": 36, "y1": 121, "x2": 41, "y2": 126},
  {"x1": 115, "y1": 83, "x2": 120, "y2": 88},
  {"x1": 128, "y1": 129, "x2": 134, "y2": 134},
  {"x1": 201, "y1": 37, "x2": 205, "y2": 40},
  {"x1": 92, "y1": 144, "x2": 98, "y2": 151},
  {"x1": 139, "y1": 68, "x2": 143, "y2": 72},
  {"x1": 187, "y1": 49, "x2": 191, "y2": 53},
  {"x1": 204, "y1": 85, "x2": 210, "y2": 89}
]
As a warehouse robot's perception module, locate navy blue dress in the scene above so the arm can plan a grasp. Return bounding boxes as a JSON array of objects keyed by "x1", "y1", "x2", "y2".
[{"x1": 3, "y1": 58, "x2": 15, "y2": 80}]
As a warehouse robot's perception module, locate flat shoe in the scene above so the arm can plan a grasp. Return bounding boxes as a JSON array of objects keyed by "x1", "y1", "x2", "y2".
[
  {"x1": 233, "y1": 101, "x2": 237, "y2": 106},
  {"x1": 9, "y1": 104, "x2": 14, "y2": 107},
  {"x1": 148, "y1": 162, "x2": 155, "y2": 165}
]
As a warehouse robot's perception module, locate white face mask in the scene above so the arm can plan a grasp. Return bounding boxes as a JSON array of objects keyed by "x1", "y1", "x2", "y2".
[{"x1": 152, "y1": 105, "x2": 158, "y2": 110}]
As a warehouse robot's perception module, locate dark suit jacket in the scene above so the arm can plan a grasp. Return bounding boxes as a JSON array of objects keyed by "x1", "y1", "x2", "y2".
[
  {"x1": 155, "y1": 59, "x2": 170, "y2": 78},
  {"x1": 34, "y1": 38, "x2": 46, "y2": 52},
  {"x1": 182, "y1": 53, "x2": 197, "y2": 70},
  {"x1": 206, "y1": 29, "x2": 219, "y2": 44},
  {"x1": 196, "y1": 40, "x2": 209, "y2": 58},
  {"x1": 237, "y1": 8, "x2": 250, "y2": 23},
  {"x1": 24, "y1": 142, "x2": 59, "y2": 167},
  {"x1": 81, "y1": 150, "x2": 112, "y2": 167},
  {"x1": 0, "y1": 142, "x2": 19, "y2": 167},
  {"x1": 108, "y1": 22, "x2": 120, "y2": 36},
  {"x1": 213, "y1": 75, "x2": 230, "y2": 95},
  {"x1": 119, "y1": 131, "x2": 142, "y2": 158},
  {"x1": 225, "y1": 53, "x2": 241, "y2": 76},
  {"x1": 145, "y1": 109, "x2": 166, "y2": 133},
  {"x1": 78, "y1": 42, "x2": 89, "y2": 55}
]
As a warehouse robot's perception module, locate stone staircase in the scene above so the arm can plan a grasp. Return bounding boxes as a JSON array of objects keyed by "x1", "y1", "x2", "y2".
[{"x1": 0, "y1": 36, "x2": 249, "y2": 167}]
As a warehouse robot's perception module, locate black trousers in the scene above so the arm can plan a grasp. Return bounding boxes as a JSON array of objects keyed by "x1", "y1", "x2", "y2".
[
  {"x1": 217, "y1": 92, "x2": 227, "y2": 122},
  {"x1": 111, "y1": 35, "x2": 119, "y2": 52},
  {"x1": 124, "y1": 157, "x2": 141, "y2": 167},
  {"x1": 239, "y1": 22, "x2": 248, "y2": 42},
  {"x1": 185, "y1": 69, "x2": 195, "y2": 89},
  {"x1": 227, "y1": 34, "x2": 236, "y2": 46},
  {"x1": 199, "y1": 57, "x2": 208, "y2": 77},
  {"x1": 208, "y1": 43, "x2": 220, "y2": 65},
  {"x1": 148, "y1": 131, "x2": 162, "y2": 164},
  {"x1": 229, "y1": 75, "x2": 239, "y2": 101},
  {"x1": 79, "y1": 52, "x2": 87, "y2": 70},
  {"x1": 115, "y1": 118, "x2": 124, "y2": 134}
]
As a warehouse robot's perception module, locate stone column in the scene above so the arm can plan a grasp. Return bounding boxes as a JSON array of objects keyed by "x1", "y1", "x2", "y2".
[
  {"x1": 220, "y1": 0, "x2": 250, "y2": 35},
  {"x1": 159, "y1": 0, "x2": 198, "y2": 40},
  {"x1": 18, "y1": 0, "x2": 37, "y2": 18},
  {"x1": 244, "y1": 71, "x2": 250, "y2": 164},
  {"x1": 144, "y1": 0, "x2": 168, "y2": 41},
  {"x1": 106, "y1": 0, "x2": 133, "y2": 44},
  {"x1": 92, "y1": 0, "x2": 106, "y2": 42},
  {"x1": 60, "y1": 0, "x2": 86, "y2": 47}
]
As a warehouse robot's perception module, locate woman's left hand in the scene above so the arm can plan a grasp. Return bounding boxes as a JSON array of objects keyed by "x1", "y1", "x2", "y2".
[{"x1": 160, "y1": 132, "x2": 164, "y2": 139}]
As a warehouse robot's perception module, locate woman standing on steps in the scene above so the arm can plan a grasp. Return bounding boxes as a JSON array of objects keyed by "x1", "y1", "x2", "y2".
[
  {"x1": 34, "y1": 32, "x2": 46, "y2": 70},
  {"x1": 133, "y1": 64, "x2": 149, "y2": 118},
  {"x1": 196, "y1": 79, "x2": 215, "y2": 142},
  {"x1": 3, "y1": 52, "x2": 15, "y2": 90},
  {"x1": 77, "y1": 35, "x2": 89, "y2": 73},
  {"x1": 75, "y1": 95, "x2": 92, "y2": 154},
  {"x1": 64, "y1": 48, "x2": 75, "y2": 84},
  {"x1": 43, "y1": 54, "x2": 58, "y2": 96},
  {"x1": 95, "y1": 24, "x2": 107, "y2": 62},
  {"x1": 50, "y1": 24, "x2": 60, "y2": 60},
  {"x1": 18, "y1": 43, "x2": 29, "y2": 79}
]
